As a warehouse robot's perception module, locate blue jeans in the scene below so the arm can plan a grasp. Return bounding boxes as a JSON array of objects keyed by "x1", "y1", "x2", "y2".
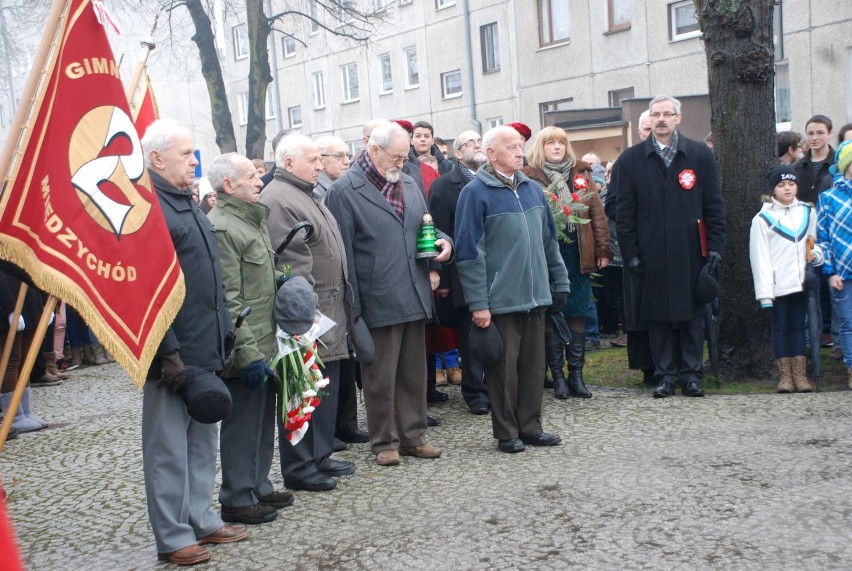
[
  {"x1": 771, "y1": 292, "x2": 806, "y2": 358},
  {"x1": 832, "y1": 280, "x2": 852, "y2": 368},
  {"x1": 585, "y1": 298, "x2": 600, "y2": 343}
]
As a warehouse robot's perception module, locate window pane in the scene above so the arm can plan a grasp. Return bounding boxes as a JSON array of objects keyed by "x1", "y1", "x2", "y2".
[
  {"x1": 312, "y1": 72, "x2": 325, "y2": 108},
  {"x1": 675, "y1": 4, "x2": 699, "y2": 34},
  {"x1": 552, "y1": 1, "x2": 570, "y2": 42},
  {"x1": 406, "y1": 47, "x2": 419, "y2": 87},
  {"x1": 442, "y1": 70, "x2": 462, "y2": 97},
  {"x1": 289, "y1": 106, "x2": 302, "y2": 128},
  {"x1": 539, "y1": 0, "x2": 551, "y2": 45},
  {"x1": 481, "y1": 23, "x2": 500, "y2": 72},
  {"x1": 775, "y1": 64, "x2": 791, "y2": 123},
  {"x1": 380, "y1": 54, "x2": 392, "y2": 92},
  {"x1": 610, "y1": 0, "x2": 629, "y2": 27}
]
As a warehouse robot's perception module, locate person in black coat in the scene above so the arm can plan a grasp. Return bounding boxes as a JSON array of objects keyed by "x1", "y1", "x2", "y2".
[
  {"x1": 616, "y1": 95, "x2": 726, "y2": 398},
  {"x1": 428, "y1": 130, "x2": 490, "y2": 415}
]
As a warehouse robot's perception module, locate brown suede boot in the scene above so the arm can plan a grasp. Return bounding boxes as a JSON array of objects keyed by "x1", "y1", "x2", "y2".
[
  {"x1": 69, "y1": 346, "x2": 84, "y2": 367},
  {"x1": 775, "y1": 357, "x2": 794, "y2": 393},
  {"x1": 43, "y1": 352, "x2": 69, "y2": 381},
  {"x1": 791, "y1": 356, "x2": 814, "y2": 393},
  {"x1": 83, "y1": 344, "x2": 107, "y2": 365},
  {"x1": 92, "y1": 344, "x2": 113, "y2": 364}
]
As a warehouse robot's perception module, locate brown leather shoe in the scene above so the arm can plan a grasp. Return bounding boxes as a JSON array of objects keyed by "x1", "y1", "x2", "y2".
[
  {"x1": 376, "y1": 449, "x2": 400, "y2": 466},
  {"x1": 197, "y1": 524, "x2": 250, "y2": 545},
  {"x1": 399, "y1": 443, "x2": 442, "y2": 459},
  {"x1": 157, "y1": 544, "x2": 211, "y2": 566}
]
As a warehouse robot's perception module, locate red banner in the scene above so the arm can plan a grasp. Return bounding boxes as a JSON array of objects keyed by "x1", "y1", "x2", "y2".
[
  {"x1": 0, "y1": 0, "x2": 184, "y2": 385},
  {"x1": 131, "y1": 74, "x2": 158, "y2": 139}
]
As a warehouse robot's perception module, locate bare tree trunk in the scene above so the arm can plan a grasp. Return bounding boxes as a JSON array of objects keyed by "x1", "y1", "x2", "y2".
[
  {"x1": 184, "y1": 0, "x2": 237, "y2": 153},
  {"x1": 695, "y1": 0, "x2": 776, "y2": 378},
  {"x1": 245, "y1": 0, "x2": 272, "y2": 159}
]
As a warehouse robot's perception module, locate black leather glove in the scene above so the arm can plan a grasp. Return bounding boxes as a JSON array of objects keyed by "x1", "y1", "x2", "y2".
[
  {"x1": 240, "y1": 360, "x2": 274, "y2": 390},
  {"x1": 626, "y1": 256, "x2": 643, "y2": 275},
  {"x1": 158, "y1": 351, "x2": 186, "y2": 393},
  {"x1": 223, "y1": 332, "x2": 235, "y2": 371},
  {"x1": 706, "y1": 251, "x2": 721, "y2": 278},
  {"x1": 548, "y1": 291, "x2": 568, "y2": 314}
]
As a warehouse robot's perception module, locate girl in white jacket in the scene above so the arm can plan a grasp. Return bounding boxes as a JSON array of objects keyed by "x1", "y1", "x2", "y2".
[{"x1": 749, "y1": 165, "x2": 822, "y2": 393}]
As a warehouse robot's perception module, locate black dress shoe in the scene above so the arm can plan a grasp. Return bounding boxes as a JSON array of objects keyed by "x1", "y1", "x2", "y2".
[
  {"x1": 653, "y1": 382, "x2": 675, "y2": 398},
  {"x1": 520, "y1": 432, "x2": 561, "y2": 446},
  {"x1": 221, "y1": 503, "x2": 278, "y2": 524},
  {"x1": 332, "y1": 438, "x2": 348, "y2": 452},
  {"x1": 320, "y1": 459, "x2": 356, "y2": 477},
  {"x1": 284, "y1": 472, "x2": 337, "y2": 492},
  {"x1": 497, "y1": 438, "x2": 525, "y2": 453},
  {"x1": 337, "y1": 429, "x2": 370, "y2": 443},
  {"x1": 682, "y1": 380, "x2": 705, "y2": 397},
  {"x1": 257, "y1": 490, "x2": 294, "y2": 509},
  {"x1": 427, "y1": 387, "x2": 449, "y2": 404},
  {"x1": 427, "y1": 415, "x2": 440, "y2": 427},
  {"x1": 468, "y1": 402, "x2": 489, "y2": 415}
]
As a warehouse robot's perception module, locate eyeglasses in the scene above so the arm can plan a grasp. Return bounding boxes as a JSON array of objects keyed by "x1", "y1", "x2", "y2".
[
  {"x1": 378, "y1": 147, "x2": 407, "y2": 165},
  {"x1": 460, "y1": 138, "x2": 482, "y2": 148},
  {"x1": 650, "y1": 111, "x2": 679, "y2": 119},
  {"x1": 321, "y1": 152, "x2": 350, "y2": 161}
]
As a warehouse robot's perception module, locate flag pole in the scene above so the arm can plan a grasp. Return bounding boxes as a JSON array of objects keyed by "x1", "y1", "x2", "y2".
[
  {"x1": 0, "y1": 296, "x2": 58, "y2": 453},
  {"x1": 0, "y1": 285, "x2": 27, "y2": 381},
  {"x1": 125, "y1": 13, "x2": 159, "y2": 104},
  {"x1": 0, "y1": 0, "x2": 70, "y2": 193}
]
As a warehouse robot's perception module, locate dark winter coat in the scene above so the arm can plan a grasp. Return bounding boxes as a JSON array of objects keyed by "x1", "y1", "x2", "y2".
[
  {"x1": 428, "y1": 164, "x2": 472, "y2": 308},
  {"x1": 793, "y1": 146, "x2": 835, "y2": 204},
  {"x1": 615, "y1": 134, "x2": 726, "y2": 322}
]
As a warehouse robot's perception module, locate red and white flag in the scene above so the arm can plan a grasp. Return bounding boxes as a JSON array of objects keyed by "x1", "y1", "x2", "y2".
[
  {"x1": 0, "y1": 0, "x2": 184, "y2": 385},
  {"x1": 131, "y1": 73, "x2": 159, "y2": 139}
]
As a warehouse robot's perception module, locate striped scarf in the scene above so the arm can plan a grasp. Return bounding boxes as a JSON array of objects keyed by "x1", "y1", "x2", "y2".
[
  {"x1": 654, "y1": 131, "x2": 679, "y2": 168},
  {"x1": 359, "y1": 151, "x2": 404, "y2": 220}
]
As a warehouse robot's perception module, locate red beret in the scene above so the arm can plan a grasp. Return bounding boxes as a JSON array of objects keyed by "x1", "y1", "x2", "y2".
[
  {"x1": 394, "y1": 120, "x2": 414, "y2": 135},
  {"x1": 507, "y1": 122, "x2": 532, "y2": 142}
]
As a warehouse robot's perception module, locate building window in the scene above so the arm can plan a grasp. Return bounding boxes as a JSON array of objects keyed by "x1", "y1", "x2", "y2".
[
  {"x1": 773, "y1": 2, "x2": 783, "y2": 62},
  {"x1": 266, "y1": 89, "x2": 277, "y2": 118},
  {"x1": 539, "y1": 96, "x2": 574, "y2": 125},
  {"x1": 538, "y1": 0, "x2": 570, "y2": 47},
  {"x1": 436, "y1": 0, "x2": 455, "y2": 8},
  {"x1": 238, "y1": 91, "x2": 249, "y2": 125},
  {"x1": 379, "y1": 53, "x2": 393, "y2": 93},
  {"x1": 282, "y1": 36, "x2": 296, "y2": 58},
  {"x1": 347, "y1": 140, "x2": 361, "y2": 156},
  {"x1": 441, "y1": 70, "x2": 462, "y2": 99},
  {"x1": 607, "y1": 0, "x2": 630, "y2": 32},
  {"x1": 487, "y1": 117, "x2": 503, "y2": 129},
  {"x1": 288, "y1": 106, "x2": 302, "y2": 128},
  {"x1": 608, "y1": 87, "x2": 634, "y2": 108},
  {"x1": 336, "y1": 0, "x2": 353, "y2": 25},
  {"x1": 341, "y1": 63, "x2": 359, "y2": 102},
  {"x1": 312, "y1": 71, "x2": 325, "y2": 109},
  {"x1": 775, "y1": 63, "x2": 791, "y2": 124},
  {"x1": 480, "y1": 23, "x2": 500, "y2": 73},
  {"x1": 375, "y1": 0, "x2": 390, "y2": 11},
  {"x1": 308, "y1": 1, "x2": 320, "y2": 34},
  {"x1": 232, "y1": 25, "x2": 249, "y2": 60},
  {"x1": 404, "y1": 46, "x2": 419, "y2": 88},
  {"x1": 669, "y1": 0, "x2": 701, "y2": 41}
]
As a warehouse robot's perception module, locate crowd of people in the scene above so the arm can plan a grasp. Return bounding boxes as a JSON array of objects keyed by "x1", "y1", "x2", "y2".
[{"x1": 4, "y1": 94, "x2": 851, "y2": 566}]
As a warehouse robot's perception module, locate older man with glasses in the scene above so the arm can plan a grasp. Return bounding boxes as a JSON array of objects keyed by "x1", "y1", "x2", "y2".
[
  {"x1": 315, "y1": 135, "x2": 351, "y2": 200},
  {"x1": 325, "y1": 121, "x2": 453, "y2": 467}
]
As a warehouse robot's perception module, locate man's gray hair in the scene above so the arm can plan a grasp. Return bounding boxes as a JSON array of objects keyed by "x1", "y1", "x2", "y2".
[
  {"x1": 141, "y1": 119, "x2": 193, "y2": 169},
  {"x1": 275, "y1": 133, "x2": 314, "y2": 168},
  {"x1": 315, "y1": 135, "x2": 347, "y2": 155},
  {"x1": 206, "y1": 153, "x2": 245, "y2": 193},
  {"x1": 453, "y1": 130, "x2": 480, "y2": 152},
  {"x1": 649, "y1": 95, "x2": 682, "y2": 114},
  {"x1": 368, "y1": 121, "x2": 407, "y2": 149},
  {"x1": 482, "y1": 125, "x2": 517, "y2": 152}
]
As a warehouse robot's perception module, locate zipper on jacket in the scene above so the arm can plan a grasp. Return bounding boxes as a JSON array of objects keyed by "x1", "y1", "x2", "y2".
[{"x1": 513, "y1": 188, "x2": 537, "y2": 308}]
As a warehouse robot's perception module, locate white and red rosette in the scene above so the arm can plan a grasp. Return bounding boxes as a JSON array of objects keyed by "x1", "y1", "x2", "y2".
[{"x1": 679, "y1": 169, "x2": 697, "y2": 190}]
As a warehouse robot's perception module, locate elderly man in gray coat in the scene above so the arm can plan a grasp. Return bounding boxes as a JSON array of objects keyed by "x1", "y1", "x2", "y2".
[{"x1": 325, "y1": 121, "x2": 453, "y2": 467}]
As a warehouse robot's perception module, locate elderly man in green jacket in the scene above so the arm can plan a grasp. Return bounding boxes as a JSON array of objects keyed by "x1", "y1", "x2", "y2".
[{"x1": 207, "y1": 153, "x2": 294, "y2": 525}]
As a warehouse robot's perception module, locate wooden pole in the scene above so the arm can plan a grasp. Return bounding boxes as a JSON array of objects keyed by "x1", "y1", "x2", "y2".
[
  {"x1": 124, "y1": 37, "x2": 155, "y2": 105},
  {"x1": 0, "y1": 0, "x2": 69, "y2": 193},
  {"x1": 0, "y1": 295, "x2": 58, "y2": 453},
  {"x1": 0, "y1": 285, "x2": 27, "y2": 381}
]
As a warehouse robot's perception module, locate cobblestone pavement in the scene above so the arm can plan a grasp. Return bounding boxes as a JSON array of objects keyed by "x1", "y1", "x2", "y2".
[{"x1": 3, "y1": 363, "x2": 852, "y2": 570}]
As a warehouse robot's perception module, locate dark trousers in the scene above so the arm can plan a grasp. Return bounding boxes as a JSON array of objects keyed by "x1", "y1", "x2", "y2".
[
  {"x1": 457, "y1": 308, "x2": 488, "y2": 408},
  {"x1": 485, "y1": 311, "x2": 545, "y2": 440},
  {"x1": 280, "y1": 360, "x2": 340, "y2": 481},
  {"x1": 648, "y1": 316, "x2": 704, "y2": 385},
  {"x1": 771, "y1": 292, "x2": 807, "y2": 358},
  {"x1": 335, "y1": 359, "x2": 360, "y2": 436}
]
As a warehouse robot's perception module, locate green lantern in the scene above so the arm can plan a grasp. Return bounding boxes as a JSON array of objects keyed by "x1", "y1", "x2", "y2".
[{"x1": 416, "y1": 213, "x2": 439, "y2": 259}]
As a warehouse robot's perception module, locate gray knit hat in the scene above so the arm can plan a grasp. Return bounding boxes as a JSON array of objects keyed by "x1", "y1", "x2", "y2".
[{"x1": 275, "y1": 275, "x2": 316, "y2": 335}]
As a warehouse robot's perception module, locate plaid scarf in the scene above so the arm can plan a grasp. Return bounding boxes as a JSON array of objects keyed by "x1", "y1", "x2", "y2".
[
  {"x1": 359, "y1": 151, "x2": 404, "y2": 220},
  {"x1": 485, "y1": 163, "x2": 515, "y2": 189},
  {"x1": 654, "y1": 130, "x2": 679, "y2": 168}
]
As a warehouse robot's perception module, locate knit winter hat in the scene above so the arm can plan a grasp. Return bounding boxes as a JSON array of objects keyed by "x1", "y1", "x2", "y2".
[
  {"x1": 591, "y1": 164, "x2": 607, "y2": 184},
  {"x1": 275, "y1": 275, "x2": 317, "y2": 335},
  {"x1": 831, "y1": 140, "x2": 852, "y2": 179},
  {"x1": 766, "y1": 164, "x2": 797, "y2": 193}
]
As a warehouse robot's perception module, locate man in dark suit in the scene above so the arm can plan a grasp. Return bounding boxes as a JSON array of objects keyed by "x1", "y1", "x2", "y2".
[
  {"x1": 428, "y1": 130, "x2": 490, "y2": 415},
  {"x1": 325, "y1": 122, "x2": 453, "y2": 467}
]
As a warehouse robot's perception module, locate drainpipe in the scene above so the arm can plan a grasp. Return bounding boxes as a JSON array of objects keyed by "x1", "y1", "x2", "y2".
[{"x1": 462, "y1": 0, "x2": 481, "y2": 133}]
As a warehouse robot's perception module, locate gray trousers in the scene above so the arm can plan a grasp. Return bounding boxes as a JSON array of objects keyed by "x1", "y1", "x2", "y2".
[
  {"x1": 361, "y1": 320, "x2": 428, "y2": 454},
  {"x1": 485, "y1": 311, "x2": 546, "y2": 440},
  {"x1": 219, "y1": 379, "x2": 276, "y2": 507},
  {"x1": 142, "y1": 381, "x2": 223, "y2": 554},
  {"x1": 280, "y1": 360, "x2": 340, "y2": 481},
  {"x1": 648, "y1": 316, "x2": 704, "y2": 384}
]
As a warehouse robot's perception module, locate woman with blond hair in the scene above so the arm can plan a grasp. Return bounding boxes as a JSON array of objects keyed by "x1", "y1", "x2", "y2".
[{"x1": 523, "y1": 126, "x2": 611, "y2": 399}]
